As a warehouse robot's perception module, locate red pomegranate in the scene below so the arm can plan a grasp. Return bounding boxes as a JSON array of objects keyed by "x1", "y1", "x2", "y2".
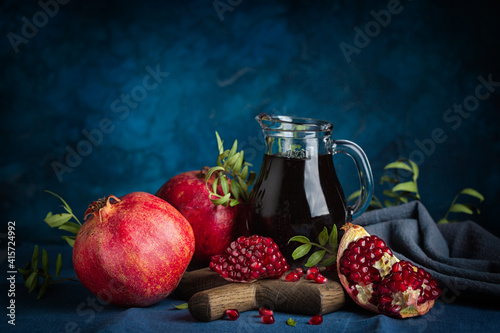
[
  {"x1": 156, "y1": 169, "x2": 248, "y2": 267},
  {"x1": 337, "y1": 223, "x2": 441, "y2": 318},
  {"x1": 73, "y1": 192, "x2": 195, "y2": 307}
]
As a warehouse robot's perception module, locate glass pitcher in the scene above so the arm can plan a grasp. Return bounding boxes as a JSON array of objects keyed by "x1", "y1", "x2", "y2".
[{"x1": 247, "y1": 113, "x2": 374, "y2": 261}]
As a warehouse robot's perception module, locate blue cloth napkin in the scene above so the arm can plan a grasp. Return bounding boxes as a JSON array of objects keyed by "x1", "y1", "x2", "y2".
[{"x1": 355, "y1": 201, "x2": 500, "y2": 300}]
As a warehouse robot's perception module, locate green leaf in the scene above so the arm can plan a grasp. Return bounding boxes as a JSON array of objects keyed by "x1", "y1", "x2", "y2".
[
  {"x1": 286, "y1": 318, "x2": 297, "y2": 327},
  {"x1": 240, "y1": 165, "x2": 248, "y2": 180},
  {"x1": 220, "y1": 176, "x2": 229, "y2": 195},
  {"x1": 211, "y1": 193, "x2": 231, "y2": 206},
  {"x1": 55, "y1": 253, "x2": 63, "y2": 276},
  {"x1": 291, "y1": 244, "x2": 312, "y2": 260},
  {"x1": 392, "y1": 181, "x2": 418, "y2": 194},
  {"x1": 232, "y1": 151, "x2": 244, "y2": 174},
  {"x1": 231, "y1": 181, "x2": 240, "y2": 201},
  {"x1": 382, "y1": 189, "x2": 400, "y2": 199},
  {"x1": 305, "y1": 250, "x2": 326, "y2": 267},
  {"x1": 229, "y1": 198, "x2": 240, "y2": 207},
  {"x1": 173, "y1": 303, "x2": 188, "y2": 310},
  {"x1": 449, "y1": 203, "x2": 474, "y2": 215},
  {"x1": 212, "y1": 177, "x2": 219, "y2": 194},
  {"x1": 459, "y1": 188, "x2": 485, "y2": 202},
  {"x1": 437, "y1": 218, "x2": 449, "y2": 224},
  {"x1": 37, "y1": 276, "x2": 52, "y2": 299},
  {"x1": 288, "y1": 235, "x2": 310, "y2": 244},
  {"x1": 321, "y1": 256, "x2": 337, "y2": 268},
  {"x1": 346, "y1": 190, "x2": 360, "y2": 203},
  {"x1": 61, "y1": 236, "x2": 76, "y2": 247},
  {"x1": 379, "y1": 175, "x2": 397, "y2": 184},
  {"x1": 328, "y1": 225, "x2": 338, "y2": 250},
  {"x1": 215, "y1": 131, "x2": 224, "y2": 155},
  {"x1": 205, "y1": 166, "x2": 225, "y2": 184},
  {"x1": 44, "y1": 212, "x2": 73, "y2": 228},
  {"x1": 318, "y1": 227, "x2": 328, "y2": 246},
  {"x1": 225, "y1": 152, "x2": 240, "y2": 168},
  {"x1": 26, "y1": 271, "x2": 38, "y2": 292},
  {"x1": 58, "y1": 222, "x2": 81, "y2": 235},
  {"x1": 408, "y1": 160, "x2": 419, "y2": 182},
  {"x1": 384, "y1": 200, "x2": 395, "y2": 207},
  {"x1": 32, "y1": 245, "x2": 39, "y2": 271},
  {"x1": 384, "y1": 161, "x2": 413, "y2": 173},
  {"x1": 42, "y1": 249, "x2": 49, "y2": 274},
  {"x1": 229, "y1": 139, "x2": 238, "y2": 158},
  {"x1": 237, "y1": 177, "x2": 249, "y2": 197}
]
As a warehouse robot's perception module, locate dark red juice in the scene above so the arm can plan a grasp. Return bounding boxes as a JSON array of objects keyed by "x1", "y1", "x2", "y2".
[{"x1": 248, "y1": 154, "x2": 348, "y2": 262}]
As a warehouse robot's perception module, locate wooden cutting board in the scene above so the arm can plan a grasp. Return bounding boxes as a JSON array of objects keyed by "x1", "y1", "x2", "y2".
[{"x1": 175, "y1": 267, "x2": 346, "y2": 322}]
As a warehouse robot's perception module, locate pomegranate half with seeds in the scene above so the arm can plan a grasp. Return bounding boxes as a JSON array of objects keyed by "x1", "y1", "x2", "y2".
[{"x1": 337, "y1": 223, "x2": 441, "y2": 318}]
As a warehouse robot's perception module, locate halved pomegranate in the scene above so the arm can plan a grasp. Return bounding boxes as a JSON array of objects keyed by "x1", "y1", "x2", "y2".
[{"x1": 337, "y1": 223, "x2": 441, "y2": 318}]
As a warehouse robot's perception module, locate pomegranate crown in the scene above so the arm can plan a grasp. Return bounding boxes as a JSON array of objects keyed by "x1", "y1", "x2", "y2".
[{"x1": 84, "y1": 195, "x2": 120, "y2": 222}]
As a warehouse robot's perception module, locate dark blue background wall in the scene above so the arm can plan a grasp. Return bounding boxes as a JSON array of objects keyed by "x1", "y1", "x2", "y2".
[{"x1": 1, "y1": 0, "x2": 499, "y2": 243}]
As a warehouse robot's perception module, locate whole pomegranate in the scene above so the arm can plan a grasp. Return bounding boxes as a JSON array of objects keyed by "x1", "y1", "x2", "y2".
[
  {"x1": 337, "y1": 223, "x2": 441, "y2": 318},
  {"x1": 73, "y1": 192, "x2": 195, "y2": 307},
  {"x1": 156, "y1": 169, "x2": 248, "y2": 267}
]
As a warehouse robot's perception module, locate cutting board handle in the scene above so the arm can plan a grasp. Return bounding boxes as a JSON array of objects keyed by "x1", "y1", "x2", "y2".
[{"x1": 188, "y1": 283, "x2": 258, "y2": 322}]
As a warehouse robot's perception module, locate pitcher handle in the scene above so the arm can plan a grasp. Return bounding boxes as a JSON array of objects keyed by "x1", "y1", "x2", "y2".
[{"x1": 332, "y1": 140, "x2": 374, "y2": 220}]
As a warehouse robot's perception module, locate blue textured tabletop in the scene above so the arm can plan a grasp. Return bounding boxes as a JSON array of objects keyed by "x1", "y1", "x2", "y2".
[{"x1": 3, "y1": 202, "x2": 500, "y2": 333}]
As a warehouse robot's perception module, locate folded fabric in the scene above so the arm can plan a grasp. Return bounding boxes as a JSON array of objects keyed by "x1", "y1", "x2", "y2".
[{"x1": 354, "y1": 201, "x2": 500, "y2": 300}]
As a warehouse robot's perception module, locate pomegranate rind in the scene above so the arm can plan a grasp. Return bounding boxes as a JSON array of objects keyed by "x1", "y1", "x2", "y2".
[{"x1": 337, "y1": 223, "x2": 439, "y2": 318}]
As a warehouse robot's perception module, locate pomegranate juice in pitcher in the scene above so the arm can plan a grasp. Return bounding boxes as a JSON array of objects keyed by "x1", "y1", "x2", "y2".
[
  {"x1": 248, "y1": 113, "x2": 374, "y2": 263},
  {"x1": 248, "y1": 153, "x2": 348, "y2": 260}
]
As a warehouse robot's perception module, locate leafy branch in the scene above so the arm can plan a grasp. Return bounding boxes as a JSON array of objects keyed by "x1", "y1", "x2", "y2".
[
  {"x1": 288, "y1": 226, "x2": 338, "y2": 268},
  {"x1": 19, "y1": 191, "x2": 81, "y2": 299},
  {"x1": 44, "y1": 190, "x2": 82, "y2": 247},
  {"x1": 347, "y1": 158, "x2": 484, "y2": 223},
  {"x1": 18, "y1": 245, "x2": 78, "y2": 299},
  {"x1": 438, "y1": 188, "x2": 484, "y2": 224},
  {"x1": 205, "y1": 132, "x2": 257, "y2": 207}
]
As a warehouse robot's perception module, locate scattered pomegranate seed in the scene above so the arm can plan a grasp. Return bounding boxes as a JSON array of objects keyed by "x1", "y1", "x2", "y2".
[
  {"x1": 309, "y1": 314, "x2": 323, "y2": 325},
  {"x1": 258, "y1": 307, "x2": 273, "y2": 317},
  {"x1": 305, "y1": 265, "x2": 320, "y2": 280},
  {"x1": 285, "y1": 271, "x2": 300, "y2": 282},
  {"x1": 261, "y1": 314, "x2": 275, "y2": 324},
  {"x1": 306, "y1": 265, "x2": 319, "y2": 276},
  {"x1": 314, "y1": 273, "x2": 328, "y2": 284},
  {"x1": 225, "y1": 309, "x2": 239, "y2": 321},
  {"x1": 294, "y1": 267, "x2": 304, "y2": 277}
]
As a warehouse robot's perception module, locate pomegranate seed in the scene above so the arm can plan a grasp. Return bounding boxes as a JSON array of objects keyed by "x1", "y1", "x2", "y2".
[
  {"x1": 314, "y1": 273, "x2": 328, "y2": 284},
  {"x1": 309, "y1": 314, "x2": 323, "y2": 325},
  {"x1": 285, "y1": 271, "x2": 300, "y2": 282},
  {"x1": 294, "y1": 267, "x2": 304, "y2": 277},
  {"x1": 225, "y1": 309, "x2": 239, "y2": 321},
  {"x1": 306, "y1": 266, "x2": 319, "y2": 275},
  {"x1": 259, "y1": 307, "x2": 273, "y2": 317},
  {"x1": 261, "y1": 314, "x2": 275, "y2": 324}
]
